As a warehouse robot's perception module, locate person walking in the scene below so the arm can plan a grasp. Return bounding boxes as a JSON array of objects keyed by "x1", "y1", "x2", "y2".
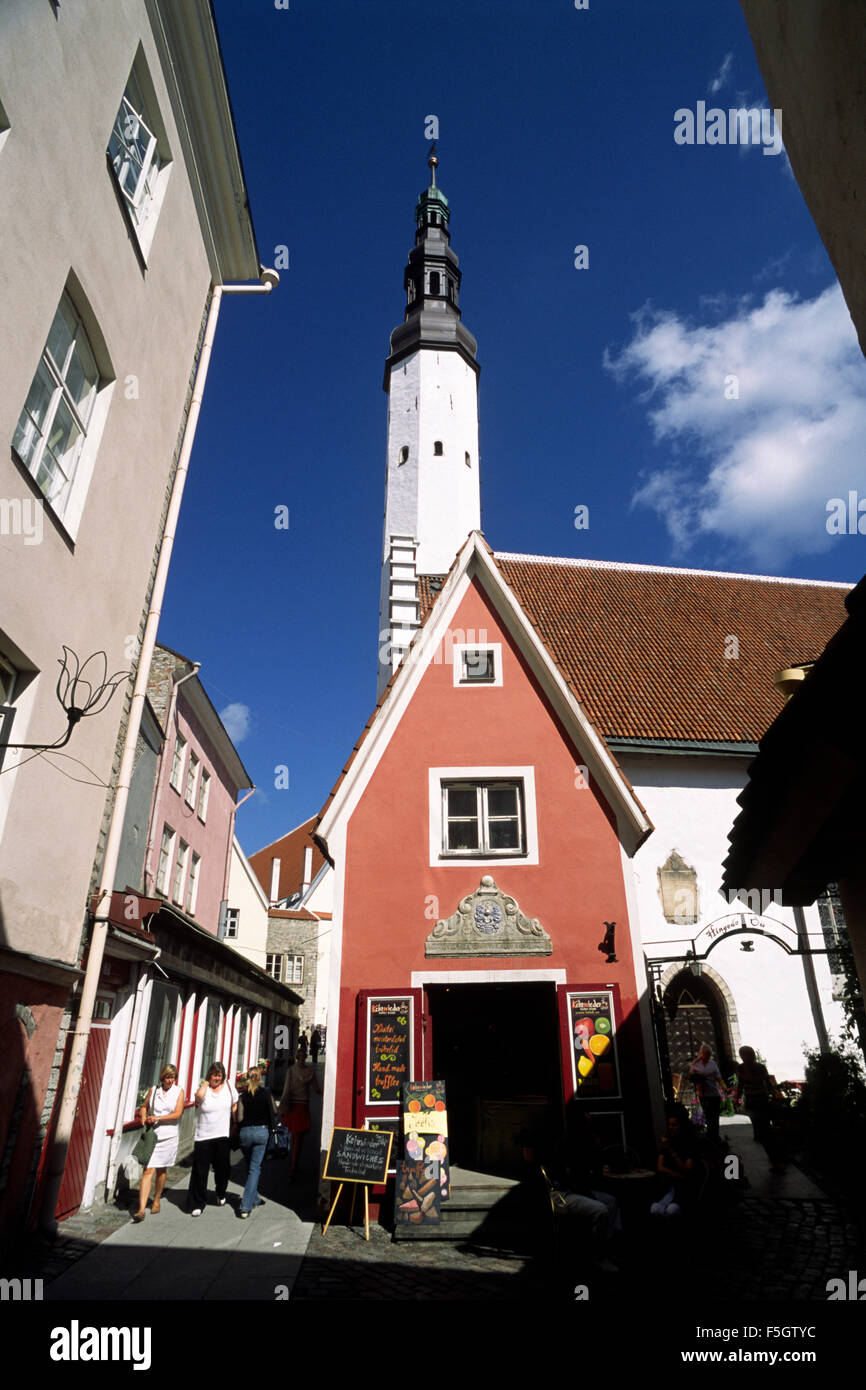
[
  {"x1": 235, "y1": 1066, "x2": 278, "y2": 1218},
  {"x1": 689, "y1": 1044, "x2": 725, "y2": 1144},
  {"x1": 297, "y1": 1030, "x2": 309, "y2": 1061},
  {"x1": 188, "y1": 1061, "x2": 237, "y2": 1215},
  {"x1": 133, "y1": 1063, "x2": 185, "y2": 1221},
  {"x1": 310, "y1": 1027, "x2": 321, "y2": 1065},
  {"x1": 278, "y1": 1044, "x2": 321, "y2": 1180},
  {"x1": 735, "y1": 1045, "x2": 786, "y2": 1172}
]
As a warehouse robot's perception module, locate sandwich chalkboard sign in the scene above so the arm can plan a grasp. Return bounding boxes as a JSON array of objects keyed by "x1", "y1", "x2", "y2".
[{"x1": 323, "y1": 1126, "x2": 393, "y2": 1185}]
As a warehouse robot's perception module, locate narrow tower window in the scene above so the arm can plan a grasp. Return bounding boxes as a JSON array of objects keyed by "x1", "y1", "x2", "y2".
[
  {"x1": 398, "y1": 445, "x2": 409, "y2": 465},
  {"x1": 465, "y1": 452, "x2": 471, "y2": 467},
  {"x1": 433, "y1": 441, "x2": 443, "y2": 456},
  {"x1": 429, "y1": 271, "x2": 440, "y2": 295}
]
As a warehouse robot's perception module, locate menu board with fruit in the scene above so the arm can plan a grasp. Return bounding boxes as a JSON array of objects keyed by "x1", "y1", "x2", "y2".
[
  {"x1": 402, "y1": 1080, "x2": 450, "y2": 1202},
  {"x1": 568, "y1": 992, "x2": 620, "y2": 1099},
  {"x1": 366, "y1": 996, "x2": 412, "y2": 1104}
]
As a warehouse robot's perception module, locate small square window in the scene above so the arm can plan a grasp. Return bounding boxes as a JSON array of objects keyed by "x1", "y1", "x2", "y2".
[{"x1": 452, "y1": 643, "x2": 502, "y2": 688}]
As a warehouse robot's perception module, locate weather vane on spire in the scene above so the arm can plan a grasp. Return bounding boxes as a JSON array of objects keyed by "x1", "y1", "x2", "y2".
[{"x1": 428, "y1": 141, "x2": 438, "y2": 187}]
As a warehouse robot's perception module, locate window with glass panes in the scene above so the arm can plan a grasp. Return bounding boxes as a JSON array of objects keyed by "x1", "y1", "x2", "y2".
[
  {"x1": 442, "y1": 781, "x2": 525, "y2": 855},
  {"x1": 266, "y1": 954, "x2": 283, "y2": 982},
  {"x1": 156, "y1": 825, "x2": 174, "y2": 894},
  {"x1": 186, "y1": 852, "x2": 200, "y2": 916},
  {"x1": 235, "y1": 1012, "x2": 248, "y2": 1072},
  {"x1": 170, "y1": 735, "x2": 186, "y2": 791},
  {"x1": 185, "y1": 752, "x2": 199, "y2": 806},
  {"x1": 172, "y1": 840, "x2": 189, "y2": 904},
  {"x1": 200, "y1": 999, "x2": 221, "y2": 1078},
  {"x1": 12, "y1": 294, "x2": 100, "y2": 515},
  {"x1": 197, "y1": 769, "x2": 210, "y2": 821},
  {"x1": 108, "y1": 70, "x2": 161, "y2": 225},
  {"x1": 137, "y1": 980, "x2": 181, "y2": 1101},
  {"x1": 289, "y1": 955, "x2": 304, "y2": 985}
]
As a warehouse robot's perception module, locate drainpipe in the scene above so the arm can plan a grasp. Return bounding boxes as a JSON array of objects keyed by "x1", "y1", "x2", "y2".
[{"x1": 40, "y1": 269, "x2": 278, "y2": 1233}]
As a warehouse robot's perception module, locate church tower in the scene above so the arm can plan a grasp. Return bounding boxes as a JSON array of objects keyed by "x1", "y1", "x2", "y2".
[{"x1": 378, "y1": 148, "x2": 481, "y2": 695}]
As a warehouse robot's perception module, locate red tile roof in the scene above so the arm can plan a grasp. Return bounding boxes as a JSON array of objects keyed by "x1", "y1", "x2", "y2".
[
  {"x1": 248, "y1": 816, "x2": 327, "y2": 902},
  {"x1": 420, "y1": 555, "x2": 851, "y2": 745}
]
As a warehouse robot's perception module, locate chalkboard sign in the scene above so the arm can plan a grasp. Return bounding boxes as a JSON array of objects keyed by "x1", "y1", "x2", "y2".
[
  {"x1": 568, "y1": 991, "x2": 620, "y2": 1099},
  {"x1": 324, "y1": 1127, "x2": 394, "y2": 1185},
  {"x1": 366, "y1": 996, "x2": 412, "y2": 1104},
  {"x1": 366, "y1": 1116, "x2": 400, "y2": 1170}
]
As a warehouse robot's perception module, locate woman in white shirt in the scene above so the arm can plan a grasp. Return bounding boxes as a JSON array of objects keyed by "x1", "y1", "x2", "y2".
[
  {"x1": 689, "y1": 1044, "x2": 725, "y2": 1143},
  {"x1": 188, "y1": 1061, "x2": 237, "y2": 1216},
  {"x1": 133, "y1": 1063, "x2": 185, "y2": 1221}
]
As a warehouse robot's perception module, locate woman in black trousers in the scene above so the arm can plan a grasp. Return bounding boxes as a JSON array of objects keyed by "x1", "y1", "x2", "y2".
[{"x1": 188, "y1": 1061, "x2": 237, "y2": 1216}]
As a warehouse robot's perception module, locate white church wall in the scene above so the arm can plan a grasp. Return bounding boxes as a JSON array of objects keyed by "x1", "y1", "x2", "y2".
[{"x1": 620, "y1": 751, "x2": 845, "y2": 1081}]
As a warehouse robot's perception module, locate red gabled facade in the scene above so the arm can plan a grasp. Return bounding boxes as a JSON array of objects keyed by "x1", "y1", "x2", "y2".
[{"x1": 320, "y1": 540, "x2": 660, "y2": 1175}]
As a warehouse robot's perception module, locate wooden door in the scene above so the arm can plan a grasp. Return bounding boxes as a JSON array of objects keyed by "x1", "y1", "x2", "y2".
[{"x1": 55, "y1": 1023, "x2": 111, "y2": 1220}]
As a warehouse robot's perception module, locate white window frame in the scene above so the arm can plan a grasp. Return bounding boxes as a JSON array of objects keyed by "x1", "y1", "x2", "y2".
[
  {"x1": 170, "y1": 734, "x2": 186, "y2": 792},
  {"x1": 197, "y1": 769, "x2": 210, "y2": 822},
  {"x1": 266, "y1": 954, "x2": 284, "y2": 983},
  {"x1": 156, "y1": 824, "x2": 176, "y2": 895},
  {"x1": 452, "y1": 642, "x2": 502, "y2": 688},
  {"x1": 12, "y1": 291, "x2": 110, "y2": 531},
  {"x1": 289, "y1": 955, "x2": 304, "y2": 985},
  {"x1": 186, "y1": 851, "x2": 200, "y2": 917},
  {"x1": 107, "y1": 51, "x2": 172, "y2": 260},
  {"x1": 185, "y1": 751, "x2": 199, "y2": 807},
  {"x1": 428, "y1": 766, "x2": 539, "y2": 867},
  {"x1": 224, "y1": 907, "x2": 239, "y2": 940},
  {"x1": 172, "y1": 839, "x2": 189, "y2": 905}
]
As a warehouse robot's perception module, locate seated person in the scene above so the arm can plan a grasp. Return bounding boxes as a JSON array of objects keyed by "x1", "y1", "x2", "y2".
[
  {"x1": 651, "y1": 1107, "x2": 700, "y2": 1217},
  {"x1": 546, "y1": 1100, "x2": 621, "y2": 1272}
]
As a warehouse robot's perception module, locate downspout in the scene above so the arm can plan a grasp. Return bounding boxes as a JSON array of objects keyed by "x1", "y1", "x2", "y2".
[{"x1": 40, "y1": 269, "x2": 278, "y2": 1232}]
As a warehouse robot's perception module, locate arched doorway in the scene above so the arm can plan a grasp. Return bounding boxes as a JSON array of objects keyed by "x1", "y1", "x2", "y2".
[{"x1": 658, "y1": 965, "x2": 740, "y2": 1103}]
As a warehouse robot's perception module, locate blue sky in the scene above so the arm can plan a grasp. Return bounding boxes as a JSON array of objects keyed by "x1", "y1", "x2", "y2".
[{"x1": 158, "y1": 0, "x2": 866, "y2": 855}]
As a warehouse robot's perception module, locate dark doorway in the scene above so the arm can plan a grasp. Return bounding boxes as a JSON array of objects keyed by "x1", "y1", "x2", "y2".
[
  {"x1": 426, "y1": 981, "x2": 561, "y2": 1175},
  {"x1": 662, "y1": 970, "x2": 733, "y2": 1107}
]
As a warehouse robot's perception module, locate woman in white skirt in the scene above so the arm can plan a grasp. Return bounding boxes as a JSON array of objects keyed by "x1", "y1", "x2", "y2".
[{"x1": 133, "y1": 1063, "x2": 185, "y2": 1221}]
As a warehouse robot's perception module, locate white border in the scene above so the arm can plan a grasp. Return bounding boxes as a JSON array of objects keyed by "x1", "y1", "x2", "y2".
[
  {"x1": 428, "y1": 765, "x2": 538, "y2": 867},
  {"x1": 451, "y1": 642, "x2": 503, "y2": 688}
]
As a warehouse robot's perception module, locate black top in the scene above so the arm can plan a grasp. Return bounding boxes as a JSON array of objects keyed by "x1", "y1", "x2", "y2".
[{"x1": 237, "y1": 1086, "x2": 275, "y2": 1128}]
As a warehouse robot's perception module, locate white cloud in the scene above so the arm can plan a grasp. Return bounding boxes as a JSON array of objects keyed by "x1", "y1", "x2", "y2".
[
  {"x1": 220, "y1": 702, "x2": 251, "y2": 744},
  {"x1": 605, "y1": 283, "x2": 866, "y2": 568},
  {"x1": 709, "y1": 52, "x2": 733, "y2": 95}
]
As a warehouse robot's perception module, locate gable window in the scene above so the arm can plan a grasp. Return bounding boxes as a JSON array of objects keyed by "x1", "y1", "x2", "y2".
[
  {"x1": 452, "y1": 642, "x2": 502, "y2": 688},
  {"x1": 224, "y1": 907, "x2": 239, "y2": 940},
  {"x1": 170, "y1": 734, "x2": 186, "y2": 792},
  {"x1": 197, "y1": 769, "x2": 210, "y2": 822},
  {"x1": 156, "y1": 824, "x2": 175, "y2": 895},
  {"x1": 433, "y1": 440, "x2": 443, "y2": 456},
  {"x1": 12, "y1": 292, "x2": 101, "y2": 519},
  {"x1": 442, "y1": 780, "x2": 525, "y2": 856},
  {"x1": 107, "y1": 51, "x2": 171, "y2": 257},
  {"x1": 185, "y1": 751, "x2": 199, "y2": 807}
]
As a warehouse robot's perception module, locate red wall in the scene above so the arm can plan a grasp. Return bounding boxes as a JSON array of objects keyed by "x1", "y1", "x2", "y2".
[{"x1": 334, "y1": 578, "x2": 650, "y2": 1129}]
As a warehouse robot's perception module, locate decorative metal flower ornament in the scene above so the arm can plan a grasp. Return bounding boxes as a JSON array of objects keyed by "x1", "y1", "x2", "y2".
[{"x1": 2, "y1": 647, "x2": 129, "y2": 752}]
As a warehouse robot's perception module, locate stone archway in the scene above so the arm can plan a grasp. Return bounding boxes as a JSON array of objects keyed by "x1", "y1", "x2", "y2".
[{"x1": 658, "y1": 962, "x2": 741, "y2": 1095}]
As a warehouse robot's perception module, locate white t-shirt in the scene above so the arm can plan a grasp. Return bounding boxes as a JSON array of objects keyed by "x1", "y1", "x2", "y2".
[{"x1": 195, "y1": 1081, "x2": 237, "y2": 1141}]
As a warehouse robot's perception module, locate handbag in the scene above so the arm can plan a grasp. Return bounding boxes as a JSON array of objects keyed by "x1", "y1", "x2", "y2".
[
  {"x1": 266, "y1": 1124, "x2": 290, "y2": 1160},
  {"x1": 132, "y1": 1114, "x2": 158, "y2": 1165}
]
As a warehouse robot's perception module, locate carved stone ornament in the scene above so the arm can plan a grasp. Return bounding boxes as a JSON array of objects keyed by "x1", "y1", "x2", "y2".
[{"x1": 425, "y1": 875, "x2": 553, "y2": 958}]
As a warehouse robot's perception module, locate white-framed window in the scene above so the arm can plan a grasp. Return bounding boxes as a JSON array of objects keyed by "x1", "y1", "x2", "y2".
[
  {"x1": 172, "y1": 839, "x2": 189, "y2": 905},
  {"x1": 170, "y1": 734, "x2": 186, "y2": 792},
  {"x1": 12, "y1": 292, "x2": 102, "y2": 520},
  {"x1": 452, "y1": 642, "x2": 502, "y2": 687},
  {"x1": 107, "y1": 51, "x2": 172, "y2": 257},
  {"x1": 186, "y1": 852, "x2": 200, "y2": 917},
  {"x1": 156, "y1": 824, "x2": 175, "y2": 895},
  {"x1": 224, "y1": 907, "x2": 239, "y2": 940},
  {"x1": 266, "y1": 954, "x2": 283, "y2": 982},
  {"x1": 197, "y1": 769, "x2": 210, "y2": 822},
  {"x1": 428, "y1": 766, "x2": 539, "y2": 866},
  {"x1": 289, "y1": 955, "x2": 304, "y2": 985},
  {"x1": 185, "y1": 751, "x2": 199, "y2": 807}
]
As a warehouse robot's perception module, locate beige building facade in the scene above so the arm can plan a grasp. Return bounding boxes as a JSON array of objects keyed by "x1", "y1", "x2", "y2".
[{"x1": 0, "y1": 0, "x2": 265, "y2": 1238}]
